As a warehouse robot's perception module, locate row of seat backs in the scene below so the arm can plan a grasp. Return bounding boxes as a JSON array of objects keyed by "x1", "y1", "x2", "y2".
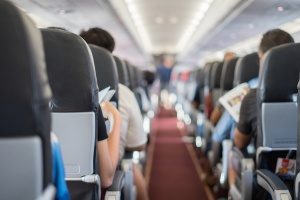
[
  {"x1": 0, "y1": 1, "x2": 52, "y2": 199},
  {"x1": 197, "y1": 53, "x2": 259, "y2": 111}
]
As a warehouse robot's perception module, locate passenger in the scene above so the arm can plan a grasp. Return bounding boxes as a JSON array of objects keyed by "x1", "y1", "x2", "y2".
[
  {"x1": 98, "y1": 101, "x2": 122, "y2": 188},
  {"x1": 228, "y1": 29, "x2": 294, "y2": 187},
  {"x1": 80, "y1": 27, "x2": 149, "y2": 200},
  {"x1": 156, "y1": 55, "x2": 173, "y2": 92},
  {"x1": 212, "y1": 79, "x2": 258, "y2": 143}
]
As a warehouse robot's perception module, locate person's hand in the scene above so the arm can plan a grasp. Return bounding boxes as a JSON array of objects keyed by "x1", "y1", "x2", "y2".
[{"x1": 100, "y1": 101, "x2": 120, "y2": 122}]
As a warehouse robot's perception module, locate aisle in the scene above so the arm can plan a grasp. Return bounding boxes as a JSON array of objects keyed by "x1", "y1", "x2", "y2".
[{"x1": 146, "y1": 107, "x2": 212, "y2": 200}]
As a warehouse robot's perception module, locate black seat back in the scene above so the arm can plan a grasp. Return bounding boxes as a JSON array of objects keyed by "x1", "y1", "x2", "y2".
[
  {"x1": 220, "y1": 57, "x2": 239, "y2": 94},
  {"x1": 89, "y1": 44, "x2": 119, "y2": 107},
  {"x1": 210, "y1": 61, "x2": 224, "y2": 107},
  {"x1": 114, "y1": 56, "x2": 130, "y2": 87},
  {"x1": 0, "y1": 1, "x2": 52, "y2": 198},
  {"x1": 233, "y1": 52, "x2": 259, "y2": 87}
]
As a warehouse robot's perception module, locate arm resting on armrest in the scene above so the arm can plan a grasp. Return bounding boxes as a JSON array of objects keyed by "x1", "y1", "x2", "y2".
[
  {"x1": 105, "y1": 170, "x2": 125, "y2": 200},
  {"x1": 256, "y1": 169, "x2": 291, "y2": 200},
  {"x1": 106, "y1": 170, "x2": 125, "y2": 192}
]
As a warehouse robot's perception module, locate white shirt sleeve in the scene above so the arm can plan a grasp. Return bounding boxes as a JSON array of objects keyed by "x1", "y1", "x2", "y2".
[{"x1": 118, "y1": 84, "x2": 147, "y2": 149}]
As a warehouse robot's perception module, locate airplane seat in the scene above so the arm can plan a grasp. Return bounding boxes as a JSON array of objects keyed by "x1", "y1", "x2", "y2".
[
  {"x1": 200, "y1": 63, "x2": 214, "y2": 154},
  {"x1": 0, "y1": 1, "x2": 55, "y2": 199},
  {"x1": 220, "y1": 57, "x2": 239, "y2": 95},
  {"x1": 89, "y1": 44, "x2": 119, "y2": 108},
  {"x1": 207, "y1": 58, "x2": 239, "y2": 185},
  {"x1": 125, "y1": 61, "x2": 136, "y2": 92},
  {"x1": 114, "y1": 56, "x2": 130, "y2": 88},
  {"x1": 230, "y1": 43, "x2": 300, "y2": 200},
  {"x1": 89, "y1": 44, "x2": 134, "y2": 200},
  {"x1": 42, "y1": 28, "x2": 125, "y2": 200},
  {"x1": 233, "y1": 52, "x2": 259, "y2": 87},
  {"x1": 210, "y1": 61, "x2": 224, "y2": 108},
  {"x1": 213, "y1": 54, "x2": 257, "y2": 188}
]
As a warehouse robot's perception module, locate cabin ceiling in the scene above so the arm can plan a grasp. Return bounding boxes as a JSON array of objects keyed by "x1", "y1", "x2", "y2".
[{"x1": 8, "y1": 0, "x2": 300, "y2": 67}]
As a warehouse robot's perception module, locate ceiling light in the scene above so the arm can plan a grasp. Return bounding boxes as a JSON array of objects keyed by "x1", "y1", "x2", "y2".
[
  {"x1": 195, "y1": 13, "x2": 204, "y2": 21},
  {"x1": 155, "y1": 17, "x2": 164, "y2": 24},
  {"x1": 200, "y1": 2, "x2": 210, "y2": 12},
  {"x1": 277, "y1": 6, "x2": 284, "y2": 12},
  {"x1": 124, "y1": 0, "x2": 133, "y2": 5},
  {"x1": 127, "y1": 4, "x2": 137, "y2": 14}
]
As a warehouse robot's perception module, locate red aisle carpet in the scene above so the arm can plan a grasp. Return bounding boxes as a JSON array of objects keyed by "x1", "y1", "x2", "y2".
[{"x1": 147, "y1": 107, "x2": 210, "y2": 200}]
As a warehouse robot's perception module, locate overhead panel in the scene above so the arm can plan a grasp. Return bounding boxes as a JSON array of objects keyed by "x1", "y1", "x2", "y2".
[{"x1": 10, "y1": 0, "x2": 152, "y2": 66}]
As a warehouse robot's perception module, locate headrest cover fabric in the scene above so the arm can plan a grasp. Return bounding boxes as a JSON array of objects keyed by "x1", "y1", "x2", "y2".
[
  {"x1": 233, "y1": 52, "x2": 259, "y2": 87},
  {"x1": 0, "y1": 1, "x2": 52, "y2": 187},
  {"x1": 89, "y1": 44, "x2": 119, "y2": 105},
  {"x1": 127, "y1": 62, "x2": 137, "y2": 91},
  {"x1": 257, "y1": 43, "x2": 300, "y2": 103},
  {"x1": 42, "y1": 28, "x2": 99, "y2": 112},
  {"x1": 204, "y1": 62, "x2": 213, "y2": 90},
  {"x1": 0, "y1": 1, "x2": 52, "y2": 135},
  {"x1": 114, "y1": 56, "x2": 130, "y2": 87},
  {"x1": 220, "y1": 57, "x2": 239, "y2": 91},
  {"x1": 210, "y1": 61, "x2": 224, "y2": 89}
]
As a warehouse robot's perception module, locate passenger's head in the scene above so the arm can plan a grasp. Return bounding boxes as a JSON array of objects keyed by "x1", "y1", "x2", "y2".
[
  {"x1": 258, "y1": 29, "x2": 294, "y2": 59},
  {"x1": 144, "y1": 70, "x2": 156, "y2": 86},
  {"x1": 223, "y1": 52, "x2": 236, "y2": 61},
  {"x1": 80, "y1": 27, "x2": 115, "y2": 52}
]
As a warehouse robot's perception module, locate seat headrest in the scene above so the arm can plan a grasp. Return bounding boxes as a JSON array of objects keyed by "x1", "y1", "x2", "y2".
[
  {"x1": 233, "y1": 52, "x2": 259, "y2": 87},
  {"x1": 210, "y1": 62, "x2": 224, "y2": 89},
  {"x1": 134, "y1": 67, "x2": 143, "y2": 87},
  {"x1": 204, "y1": 62, "x2": 213, "y2": 89},
  {"x1": 125, "y1": 61, "x2": 137, "y2": 90},
  {"x1": 42, "y1": 28, "x2": 98, "y2": 112},
  {"x1": 0, "y1": 1, "x2": 52, "y2": 136},
  {"x1": 114, "y1": 56, "x2": 130, "y2": 87},
  {"x1": 258, "y1": 43, "x2": 300, "y2": 103},
  {"x1": 89, "y1": 44, "x2": 119, "y2": 105},
  {"x1": 195, "y1": 68, "x2": 204, "y2": 86},
  {"x1": 220, "y1": 57, "x2": 239, "y2": 91}
]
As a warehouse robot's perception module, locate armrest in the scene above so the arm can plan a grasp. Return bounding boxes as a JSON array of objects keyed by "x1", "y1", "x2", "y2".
[
  {"x1": 256, "y1": 169, "x2": 291, "y2": 200},
  {"x1": 107, "y1": 170, "x2": 125, "y2": 192},
  {"x1": 37, "y1": 184, "x2": 56, "y2": 200},
  {"x1": 105, "y1": 170, "x2": 125, "y2": 200}
]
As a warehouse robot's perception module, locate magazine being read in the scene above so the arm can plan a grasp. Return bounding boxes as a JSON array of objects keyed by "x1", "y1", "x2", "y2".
[{"x1": 219, "y1": 83, "x2": 250, "y2": 122}]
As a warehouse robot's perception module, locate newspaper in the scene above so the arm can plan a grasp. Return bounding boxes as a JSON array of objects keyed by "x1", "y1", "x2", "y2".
[
  {"x1": 219, "y1": 83, "x2": 250, "y2": 122},
  {"x1": 98, "y1": 86, "x2": 116, "y2": 103}
]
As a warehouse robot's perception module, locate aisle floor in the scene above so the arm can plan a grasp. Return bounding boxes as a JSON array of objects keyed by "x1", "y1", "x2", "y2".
[{"x1": 146, "y1": 107, "x2": 213, "y2": 200}]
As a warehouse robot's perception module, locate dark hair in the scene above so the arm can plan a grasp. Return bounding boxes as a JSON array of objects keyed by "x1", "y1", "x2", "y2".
[
  {"x1": 79, "y1": 27, "x2": 115, "y2": 52},
  {"x1": 259, "y1": 29, "x2": 294, "y2": 54},
  {"x1": 144, "y1": 70, "x2": 156, "y2": 85}
]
